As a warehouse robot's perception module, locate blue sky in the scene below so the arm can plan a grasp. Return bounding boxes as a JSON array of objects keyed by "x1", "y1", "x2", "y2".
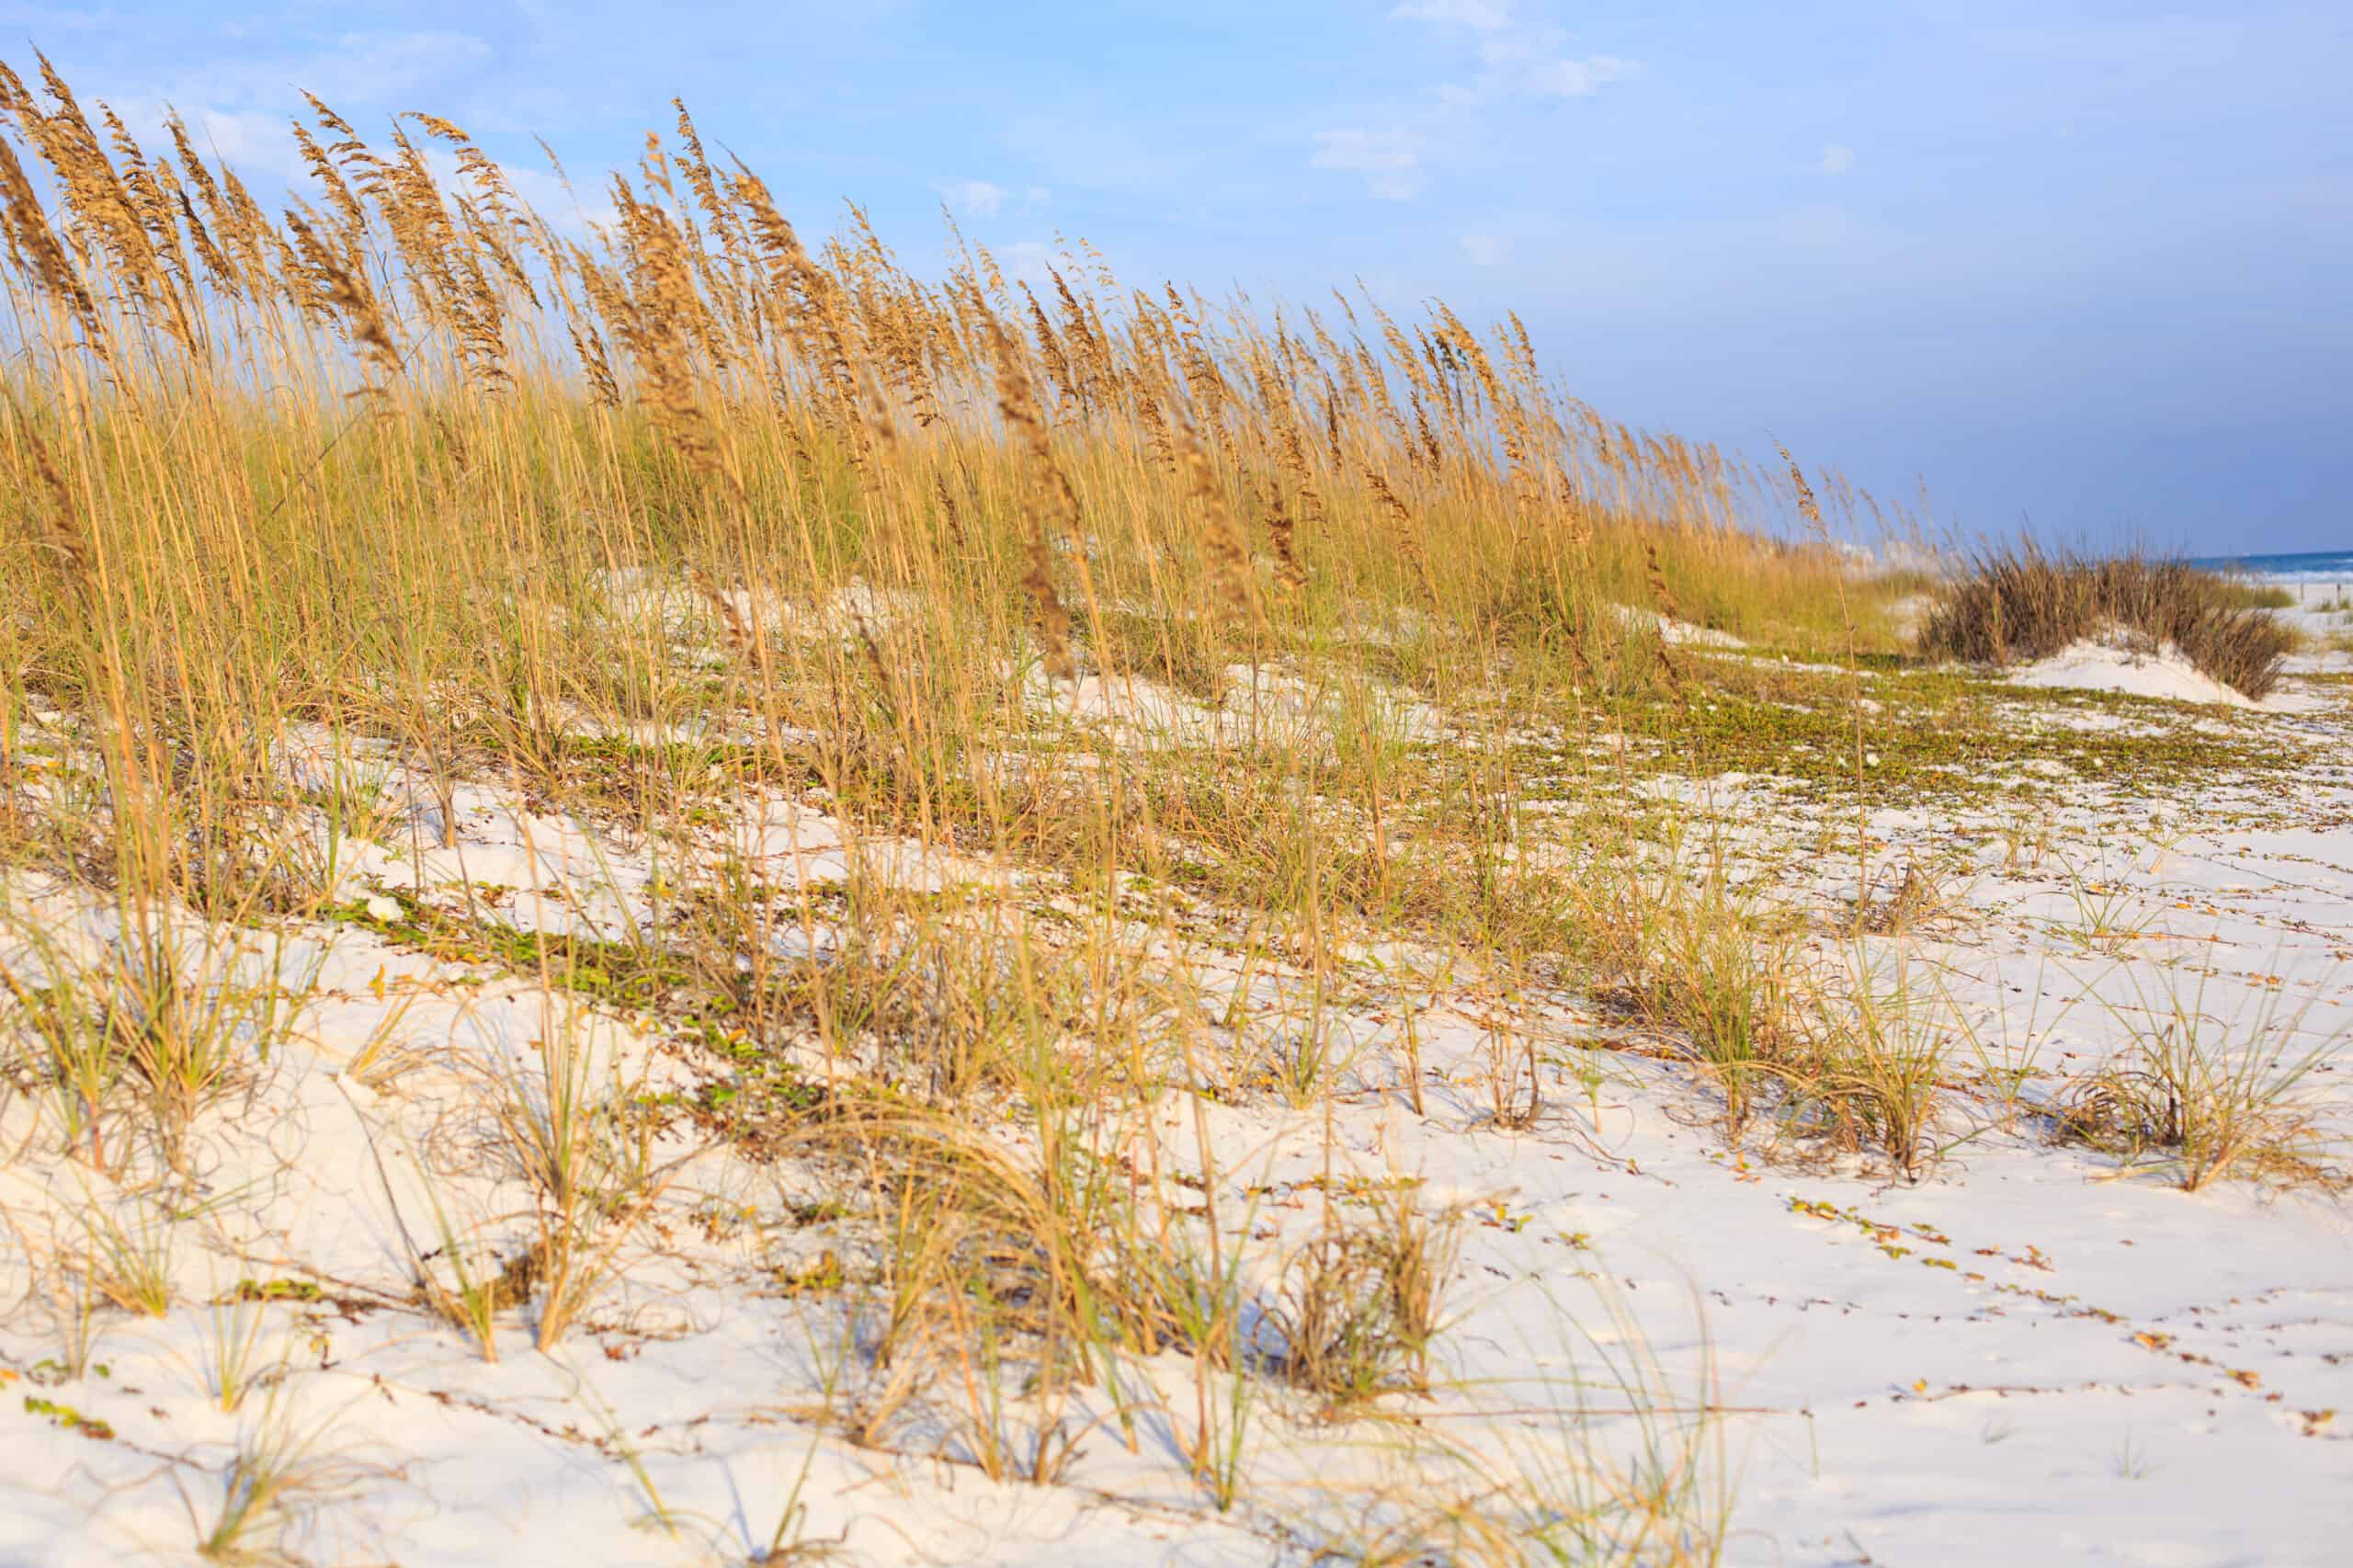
[{"x1": 8, "y1": 1, "x2": 2347, "y2": 552}]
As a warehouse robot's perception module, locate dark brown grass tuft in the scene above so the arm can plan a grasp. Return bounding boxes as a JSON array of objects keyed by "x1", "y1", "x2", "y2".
[{"x1": 1917, "y1": 541, "x2": 2294, "y2": 699}]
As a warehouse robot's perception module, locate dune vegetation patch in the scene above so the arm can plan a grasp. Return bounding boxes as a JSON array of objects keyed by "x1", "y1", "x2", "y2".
[{"x1": 1917, "y1": 543, "x2": 2297, "y2": 699}]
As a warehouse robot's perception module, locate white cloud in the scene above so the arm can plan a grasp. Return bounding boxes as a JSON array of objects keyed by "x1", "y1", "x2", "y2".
[
  {"x1": 98, "y1": 97, "x2": 312, "y2": 186},
  {"x1": 1311, "y1": 129, "x2": 1426, "y2": 199},
  {"x1": 97, "y1": 28, "x2": 546, "y2": 159},
  {"x1": 996, "y1": 240, "x2": 1060, "y2": 291},
  {"x1": 1397, "y1": 3, "x2": 1639, "y2": 107},
  {"x1": 938, "y1": 178, "x2": 1010, "y2": 217},
  {"x1": 1460, "y1": 233, "x2": 1506, "y2": 266},
  {"x1": 0, "y1": 4, "x2": 120, "y2": 30},
  {"x1": 1519, "y1": 52, "x2": 1638, "y2": 97},
  {"x1": 310, "y1": 30, "x2": 496, "y2": 108},
  {"x1": 1311, "y1": 130, "x2": 1419, "y2": 173},
  {"x1": 1818, "y1": 143, "x2": 1857, "y2": 176},
  {"x1": 1330, "y1": 13, "x2": 1641, "y2": 198},
  {"x1": 1776, "y1": 202, "x2": 1861, "y2": 250},
  {"x1": 1391, "y1": 0, "x2": 1514, "y2": 28},
  {"x1": 72, "y1": 28, "x2": 525, "y2": 199},
  {"x1": 158, "y1": 30, "x2": 498, "y2": 115},
  {"x1": 97, "y1": 95, "x2": 612, "y2": 237},
  {"x1": 933, "y1": 180, "x2": 1051, "y2": 220},
  {"x1": 426, "y1": 149, "x2": 618, "y2": 238}
]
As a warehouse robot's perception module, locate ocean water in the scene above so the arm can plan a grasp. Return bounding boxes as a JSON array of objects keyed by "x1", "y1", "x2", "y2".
[{"x1": 2186, "y1": 549, "x2": 2353, "y2": 585}]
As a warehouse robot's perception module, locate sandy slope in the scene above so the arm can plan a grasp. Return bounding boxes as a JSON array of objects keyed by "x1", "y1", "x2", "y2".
[{"x1": 1, "y1": 625, "x2": 2347, "y2": 1567}]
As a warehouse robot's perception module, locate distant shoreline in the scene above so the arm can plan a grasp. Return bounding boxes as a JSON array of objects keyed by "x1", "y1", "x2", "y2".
[{"x1": 2186, "y1": 549, "x2": 2353, "y2": 584}]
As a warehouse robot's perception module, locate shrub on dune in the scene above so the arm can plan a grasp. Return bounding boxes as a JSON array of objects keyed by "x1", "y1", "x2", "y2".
[{"x1": 1917, "y1": 542, "x2": 2293, "y2": 699}]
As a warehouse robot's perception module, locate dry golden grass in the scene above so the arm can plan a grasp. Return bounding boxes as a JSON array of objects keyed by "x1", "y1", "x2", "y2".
[
  {"x1": 0, "y1": 60, "x2": 1959, "y2": 1557},
  {"x1": 2, "y1": 60, "x2": 2341, "y2": 1565}
]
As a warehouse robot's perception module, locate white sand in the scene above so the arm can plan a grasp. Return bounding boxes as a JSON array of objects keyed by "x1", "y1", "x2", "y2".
[
  {"x1": 2, "y1": 644, "x2": 2347, "y2": 1567},
  {"x1": 2007, "y1": 635, "x2": 2265, "y2": 707}
]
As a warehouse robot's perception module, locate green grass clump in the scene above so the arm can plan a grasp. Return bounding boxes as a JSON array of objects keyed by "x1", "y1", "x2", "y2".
[{"x1": 2216, "y1": 581, "x2": 2296, "y2": 610}]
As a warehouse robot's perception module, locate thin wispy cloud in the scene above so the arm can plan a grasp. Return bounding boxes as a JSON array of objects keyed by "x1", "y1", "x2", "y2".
[
  {"x1": 1399, "y1": 0, "x2": 1639, "y2": 106},
  {"x1": 1818, "y1": 143, "x2": 1857, "y2": 176},
  {"x1": 1310, "y1": 128, "x2": 1425, "y2": 200},
  {"x1": 934, "y1": 179, "x2": 1050, "y2": 219},
  {"x1": 1391, "y1": 0, "x2": 1514, "y2": 28},
  {"x1": 178, "y1": 29, "x2": 499, "y2": 113},
  {"x1": 1321, "y1": 2, "x2": 1636, "y2": 200},
  {"x1": 1460, "y1": 232, "x2": 1506, "y2": 266},
  {"x1": 996, "y1": 239, "x2": 1067, "y2": 290},
  {"x1": 97, "y1": 78, "x2": 611, "y2": 239},
  {"x1": 77, "y1": 28, "x2": 517, "y2": 198},
  {"x1": 97, "y1": 97, "x2": 307, "y2": 183},
  {"x1": 939, "y1": 178, "x2": 1009, "y2": 217},
  {"x1": 430, "y1": 150, "x2": 617, "y2": 237},
  {"x1": 1503, "y1": 52, "x2": 1637, "y2": 98},
  {"x1": 0, "y1": 3, "x2": 121, "y2": 30}
]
